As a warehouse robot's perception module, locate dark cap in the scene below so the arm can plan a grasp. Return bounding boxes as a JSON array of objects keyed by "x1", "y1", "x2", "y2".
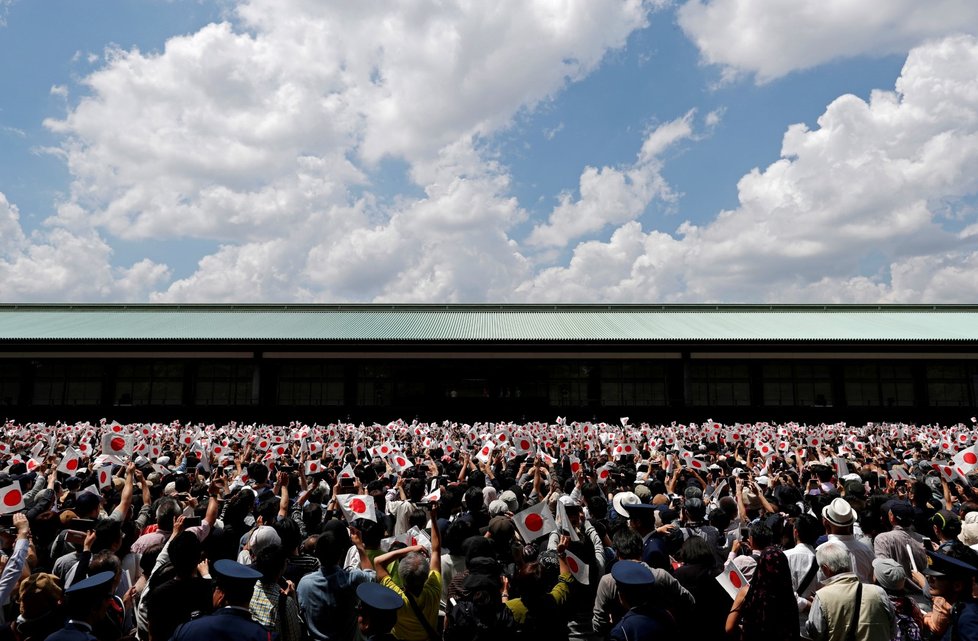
[
  {"x1": 65, "y1": 571, "x2": 114, "y2": 597},
  {"x1": 481, "y1": 516, "x2": 515, "y2": 541},
  {"x1": 923, "y1": 550, "x2": 978, "y2": 578},
  {"x1": 357, "y1": 582, "x2": 403, "y2": 612},
  {"x1": 212, "y1": 559, "x2": 262, "y2": 589},
  {"x1": 932, "y1": 509, "x2": 961, "y2": 532},
  {"x1": 463, "y1": 571, "x2": 502, "y2": 592},
  {"x1": 73, "y1": 491, "x2": 101, "y2": 515},
  {"x1": 844, "y1": 479, "x2": 866, "y2": 497},
  {"x1": 622, "y1": 503, "x2": 657, "y2": 519},
  {"x1": 611, "y1": 560, "x2": 656, "y2": 586},
  {"x1": 887, "y1": 501, "x2": 915, "y2": 524},
  {"x1": 467, "y1": 556, "x2": 501, "y2": 577},
  {"x1": 685, "y1": 497, "x2": 706, "y2": 519}
]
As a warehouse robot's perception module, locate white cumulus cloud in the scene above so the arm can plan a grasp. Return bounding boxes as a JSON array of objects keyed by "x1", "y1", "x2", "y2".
[{"x1": 677, "y1": 0, "x2": 978, "y2": 81}]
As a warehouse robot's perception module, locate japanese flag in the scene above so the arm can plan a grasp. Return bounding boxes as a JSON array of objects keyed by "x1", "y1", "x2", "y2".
[
  {"x1": 377, "y1": 442, "x2": 396, "y2": 458},
  {"x1": 613, "y1": 442, "x2": 637, "y2": 457},
  {"x1": 555, "y1": 500, "x2": 580, "y2": 542},
  {"x1": 888, "y1": 467, "x2": 913, "y2": 482},
  {"x1": 0, "y1": 483, "x2": 24, "y2": 515},
  {"x1": 514, "y1": 436, "x2": 534, "y2": 454},
  {"x1": 953, "y1": 446, "x2": 978, "y2": 474},
  {"x1": 389, "y1": 453, "x2": 413, "y2": 473},
  {"x1": 442, "y1": 440, "x2": 457, "y2": 456},
  {"x1": 513, "y1": 501, "x2": 557, "y2": 543},
  {"x1": 58, "y1": 446, "x2": 83, "y2": 475},
  {"x1": 304, "y1": 460, "x2": 324, "y2": 476},
  {"x1": 421, "y1": 488, "x2": 441, "y2": 503},
  {"x1": 78, "y1": 441, "x2": 92, "y2": 457},
  {"x1": 307, "y1": 441, "x2": 324, "y2": 455},
  {"x1": 568, "y1": 456, "x2": 583, "y2": 475},
  {"x1": 338, "y1": 463, "x2": 356, "y2": 480},
  {"x1": 937, "y1": 463, "x2": 965, "y2": 484},
  {"x1": 96, "y1": 465, "x2": 113, "y2": 489},
  {"x1": 476, "y1": 441, "x2": 495, "y2": 464},
  {"x1": 400, "y1": 526, "x2": 431, "y2": 551},
  {"x1": 595, "y1": 463, "x2": 613, "y2": 485},
  {"x1": 716, "y1": 560, "x2": 749, "y2": 599},
  {"x1": 806, "y1": 435, "x2": 823, "y2": 448},
  {"x1": 686, "y1": 457, "x2": 709, "y2": 472},
  {"x1": 565, "y1": 549, "x2": 589, "y2": 585},
  {"x1": 756, "y1": 442, "x2": 775, "y2": 458},
  {"x1": 101, "y1": 433, "x2": 133, "y2": 459},
  {"x1": 338, "y1": 494, "x2": 377, "y2": 523}
]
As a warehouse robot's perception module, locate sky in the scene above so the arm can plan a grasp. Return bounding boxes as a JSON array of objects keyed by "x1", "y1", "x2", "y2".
[{"x1": 2, "y1": 0, "x2": 978, "y2": 303}]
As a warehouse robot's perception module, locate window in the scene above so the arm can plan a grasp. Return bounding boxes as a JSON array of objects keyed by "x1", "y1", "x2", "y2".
[
  {"x1": 277, "y1": 362, "x2": 345, "y2": 406},
  {"x1": 116, "y1": 362, "x2": 184, "y2": 406},
  {"x1": 928, "y1": 363, "x2": 972, "y2": 407},
  {"x1": 691, "y1": 363, "x2": 750, "y2": 406},
  {"x1": 761, "y1": 363, "x2": 832, "y2": 407},
  {"x1": 194, "y1": 362, "x2": 255, "y2": 405},
  {"x1": 548, "y1": 362, "x2": 590, "y2": 407},
  {"x1": 0, "y1": 362, "x2": 20, "y2": 406},
  {"x1": 843, "y1": 363, "x2": 914, "y2": 407},
  {"x1": 599, "y1": 362, "x2": 668, "y2": 406},
  {"x1": 357, "y1": 363, "x2": 392, "y2": 406},
  {"x1": 33, "y1": 362, "x2": 103, "y2": 405}
]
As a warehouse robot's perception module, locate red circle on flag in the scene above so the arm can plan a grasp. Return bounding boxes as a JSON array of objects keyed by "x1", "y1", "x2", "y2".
[
  {"x1": 567, "y1": 557, "x2": 579, "y2": 572},
  {"x1": 113, "y1": 425, "x2": 122, "y2": 433},
  {"x1": 812, "y1": 439, "x2": 819, "y2": 446},
  {"x1": 100, "y1": 471, "x2": 108, "y2": 484},
  {"x1": 599, "y1": 469, "x2": 609, "y2": 479},
  {"x1": 571, "y1": 462, "x2": 581, "y2": 473},
  {"x1": 965, "y1": 452, "x2": 978, "y2": 465},
  {"x1": 499, "y1": 434, "x2": 506, "y2": 441},
  {"x1": 520, "y1": 440, "x2": 531, "y2": 450},
  {"x1": 945, "y1": 467, "x2": 953, "y2": 476},
  {"x1": 729, "y1": 571, "x2": 742, "y2": 589},
  {"x1": 66, "y1": 459, "x2": 78, "y2": 471},
  {"x1": 762, "y1": 446, "x2": 770, "y2": 454},
  {"x1": 481, "y1": 447, "x2": 490, "y2": 456},
  {"x1": 943, "y1": 443, "x2": 951, "y2": 449},
  {"x1": 396, "y1": 457, "x2": 407, "y2": 467},
  {"x1": 525, "y1": 513, "x2": 544, "y2": 532},
  {"x1": 3, "y1": 489, "x2": 21, "y2": 507},
  {"x1": 381, "y1": 446, "x2": 390, "y2": 454},
  {"x1": 259, "y1": 441, "x2": 268, "y2": 449},
  {"x1": 110, "y1": 437, "x2": 125, "y2": 452},
  {"x1": 350, "y1": 498, "x2": 367, "y2": 514},
  {"x1": 625, "y1": 445, "x2": 633, "y2": 453}
]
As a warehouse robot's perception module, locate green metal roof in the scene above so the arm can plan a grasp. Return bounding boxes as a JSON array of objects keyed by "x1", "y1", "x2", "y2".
[{"x1": 0, "y1": 304, "x2": 976, "y2": 342}]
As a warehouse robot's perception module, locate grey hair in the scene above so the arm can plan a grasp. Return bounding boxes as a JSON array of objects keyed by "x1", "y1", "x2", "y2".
[
  {"x1": 400, "y1": 552, "x2": 428, "y2": 595},
  {"x1": 816, "y1": 543, "x2": 852, "y2": 576}
]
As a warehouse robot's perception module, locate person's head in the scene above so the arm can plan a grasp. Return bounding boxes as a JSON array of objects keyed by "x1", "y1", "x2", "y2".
[
  {"x1": 925, "y1": 544, "x2": 978, "y2": 603},
  {"x1": 821, "y1": 497, "x2": 855, "y2": 534},
  {"x1": 93, "y1": 519, "x2": 123, "y2": 553},
  {"x1": 90, "y1": 552, "x2": 122, "y2": 591},
  {"x1": 154, "y1": 497, "x2": 182, "y2": 532},
  {"x1": 793, "y1": 514, "x2": 821, "y2": 547},
  {"x1": 246, "y1": 462, "x2": 269, "y2": 486},
  {"x1": 464, "y1": 486, "x2": 484, "y2": 513},
  {"x1": 678, "y1": 534, "x2": 716, "y2": 567},
  {"x1": 748, "y1": 522, "x2": 773, "y2": 550},
  {"x1": 254, "y1": 544, "x2": 287, "y2": 584},
  {"x1": 211, "y1": 560, "x2": 261, "y2": 608},
  {"x1": 63, "y1": 571, "x2": 115, "y2": 624},
  {"x1": 356, "y1": 583, "x2": 401, "y2": 637},
  {"x1": 315, "y1": 530, "x2": 344, "y2": 567},
  {"x1": 932, "y1": 510, "x2": 962, "y2": 542},
  {"x1": 19, "y1": 573, "x2": 62, "y2": 620},
  {"x1": 167, "y1": 531, "x2": 202, "y2": 579},
  {"x1": 816, "y1": 542, "x2": 852, "y2": 579},
  {"x1": 873, "y1": 558, "x2": 907, "y2": 594},
  {"x1": 612, "y1": 528, "x2": 644, "y2": 561},
  {"x1": 398, "y1": 551, "x2": 429, "y2": 596}
]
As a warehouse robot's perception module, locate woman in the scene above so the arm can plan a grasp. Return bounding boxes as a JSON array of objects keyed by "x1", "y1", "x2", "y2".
[
  {"x1": 674, "y1": 536, "x2": 728, "y2": 641},
  {"x1": 726, "y1": 546, "x2": 799, "y2": 641}
]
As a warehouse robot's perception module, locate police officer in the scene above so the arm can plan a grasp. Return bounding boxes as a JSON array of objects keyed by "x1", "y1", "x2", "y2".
[
  {"x1": 171, "y1": 560, "x2": 268, "y2": 641},
  {"x1": 46, "y1": 571, "x2": 115, "y2": 641},
  {"x1": 921, "y1": 549, "x2": 978, "y2": 641},
  {"x1": 356, "y1": 582, "x2": 403, "y2": 641},
  {"x1": 609, "y1": 560, "x2": 676, "y2": 641}
]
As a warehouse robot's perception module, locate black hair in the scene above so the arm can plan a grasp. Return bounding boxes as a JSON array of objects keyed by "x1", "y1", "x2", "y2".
[{"x1": 612, "y1": 528, "x2": 643, "y2": 561}]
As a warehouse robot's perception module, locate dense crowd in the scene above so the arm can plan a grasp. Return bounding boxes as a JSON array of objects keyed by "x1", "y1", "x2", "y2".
[{"x1": 0, "y1": 417, "x2": 977, "y2": 641}]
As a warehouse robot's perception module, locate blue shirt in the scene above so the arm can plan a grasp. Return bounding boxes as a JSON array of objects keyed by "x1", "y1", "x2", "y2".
[{"x1": 296, "y1": 564, "x2": 375, "y2": 641}]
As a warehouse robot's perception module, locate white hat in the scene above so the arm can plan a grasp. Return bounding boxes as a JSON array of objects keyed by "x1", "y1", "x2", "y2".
[
  {"x1": 755, "y1": 476, "x2": 770, "y2": 486},
  {"x1": 613, "y1": 491, "x2": 641, "y2": 518},
  {"x1": 822, "y1": 497, "x2": 855, "y2": 527}
]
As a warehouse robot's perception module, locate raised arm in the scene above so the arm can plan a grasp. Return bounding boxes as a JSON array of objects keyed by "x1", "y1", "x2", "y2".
[{"x1": 428, "y1": 504, "x2": 441, "y2": 571}]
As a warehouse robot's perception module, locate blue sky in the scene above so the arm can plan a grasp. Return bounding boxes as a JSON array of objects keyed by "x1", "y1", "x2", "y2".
[{"x1": 1, "y1": 1, "x2": 977, "y2": 302}]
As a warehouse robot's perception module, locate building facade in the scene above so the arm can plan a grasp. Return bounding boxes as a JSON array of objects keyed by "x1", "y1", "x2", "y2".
[{"x1": 0, "y1": 304, "x2": 976, "y2": 423}]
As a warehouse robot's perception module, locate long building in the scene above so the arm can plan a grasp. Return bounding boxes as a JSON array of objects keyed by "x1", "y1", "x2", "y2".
[{"x1": 0, "y1": 303, "x2": 975, "y2": 423}]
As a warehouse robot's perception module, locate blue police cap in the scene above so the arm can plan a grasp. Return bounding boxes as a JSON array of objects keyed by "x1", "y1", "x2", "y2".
[
  {"x1": 611, "y1": 560, "x2": 656, "y2": 586},
  {"x1": 357, "y1": 582, "x2": 403, "y2": 611},
  {"x1": 212, "y1": 559, "x2": 262, "y2": 586},
  {"x1": 65, "y1": 571, "x2": 114, "y2": 596},
  {"x1": 621, "y1": 503, "x2": 656, "y2": 517},
  {"x1": 923, "y1": 550, "x2": 978, "y2": 578}
]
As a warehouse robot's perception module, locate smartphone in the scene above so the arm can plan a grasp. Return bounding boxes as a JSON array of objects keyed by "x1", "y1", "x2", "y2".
[
  {"x1": 65, "y1": 530, "x2": 87, "y2": 545},
  {"x1": 0, "y1": 514, "x2": 12, "y2": 527},
  {"x1": 66, "y1": 519, "x2": 96, "y2": 531},
  {"x1": 739, "y1": 527, "x2": 749, "y2": 541},
  {"x1": 182, "y1": 516, "x2": 203, "y2": 528}
]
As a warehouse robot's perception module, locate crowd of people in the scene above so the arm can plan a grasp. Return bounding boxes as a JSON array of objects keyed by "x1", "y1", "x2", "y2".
[{"x1": 0, "y1": 416, "x2": 976, "y2": 640}]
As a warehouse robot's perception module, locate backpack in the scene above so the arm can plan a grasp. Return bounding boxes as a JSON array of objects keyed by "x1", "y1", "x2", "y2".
[{"x1": 444, "y1": 599, "x2": 517, "y2": 641}]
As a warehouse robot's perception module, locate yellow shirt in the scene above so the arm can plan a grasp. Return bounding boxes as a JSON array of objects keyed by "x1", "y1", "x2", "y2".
[
  {"x1": 381, "y1": 570, "x2": 442, "y2": 641},
  {"x1": 505, "y1": 572, "x2": 574, "y2": 624}
]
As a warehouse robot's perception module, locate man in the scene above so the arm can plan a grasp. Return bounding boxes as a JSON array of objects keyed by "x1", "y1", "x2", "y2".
[
  {"x1": 45, "y1": 571, "x2": 116, "y2": 641},
  {"x1": 785, "y1": 514, "x2": 820, "y2": 627},
  {"x1": 593, "y1": 528, "x2": 694, "y2": 637},
  {"x1": 297, "y1": 523, "x2": 375, "y2": 641},
  {"x1": 622, "y1": 502, "x2": 677, "y2": 571},
  {"x1": 818, "y1": 497, "x2": 875, "y2": 583},
  {"x1": 873, "y1": 501, "x2": 927, "y2": 586},
  {"x1": 805, "y1": 542, "x2": 895, "y2": 641},
  {"x1": 356, "y1": 582, "x2": 403, "y2": 641},
  {"x1": 171, "y1": 560, "x2": 268, "y2": 641},
  {"x1": 608, "y1": 561, "x2": 676, "y2": 640},
  {"x1": 921, "y1": 549, "x2": 978, "y2": 640},
  {"x1": 373, "y1": 504, "x2": 442, "y2": 641}
]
